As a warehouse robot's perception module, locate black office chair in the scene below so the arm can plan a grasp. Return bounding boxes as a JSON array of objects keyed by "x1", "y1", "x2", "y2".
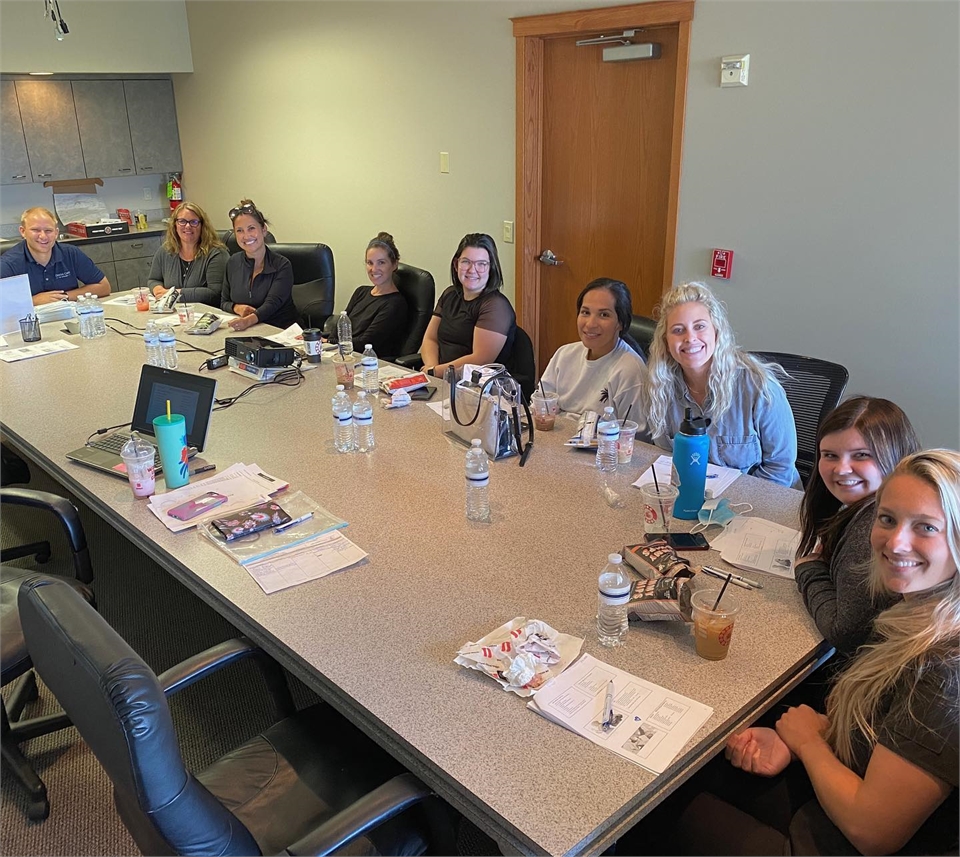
[
  {"x1": 1, "y1": 488, "x2": 95, "y2": 821},
  {"x1": 221, "y1": 229, "x2": 277, "y2": 254},
  {"x1": 394, "y1": 263, "x2": 436, "y2": 359},
  {"x1": 505, "y1": 326, "x2": 537, "y2": 402},
  {"x1": 19, "y1": 576, "x2": 444, "y2": 855},
  {"x1": 1, "y1": 445, "x2": 50, "y2": 565},
  {"x1": 752, "y1": 351, "x2": 850, "y2": 485},
  {"x1": 626, "y1": 314, "x2": 657, "y2": 360},
  {"x1": 270, "y1": 242, "x2": 336, "y2": 331}
]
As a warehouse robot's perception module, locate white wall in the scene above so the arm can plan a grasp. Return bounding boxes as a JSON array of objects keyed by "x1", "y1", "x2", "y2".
[
  {"x1": 0, "y1": 0, "x2": 192, "y2": 74},
  {"x1": 174, "y1": 0, "x2": 958, "y2": 448}
]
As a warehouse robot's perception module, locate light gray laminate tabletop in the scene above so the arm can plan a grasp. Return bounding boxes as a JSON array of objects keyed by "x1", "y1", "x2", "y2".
[{"x1": 0, "y1": 300, "x2": 828, "y2": 857}]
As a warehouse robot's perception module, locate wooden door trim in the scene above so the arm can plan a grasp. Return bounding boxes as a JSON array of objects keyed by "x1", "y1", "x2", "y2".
[{"x1": 512, "y1": 1, "x2": 694, "y2": 345}]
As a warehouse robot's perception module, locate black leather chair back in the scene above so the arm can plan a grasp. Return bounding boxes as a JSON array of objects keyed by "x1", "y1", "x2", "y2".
[
  {"x1": 271, "y1": 243, "x2": 336, "y2": 331},
  {"x1": 394, "y1": 263, "x2": 436, "y2": 358},
  {"x1": 221, "y1": 229, "x2": 276, "y2": 255},
  {"x1": 627, "y1": 314, "x2": 657, "y2": 360},
  {"x1": 19, "y1": 577, "x2": 259, "y2": 856},
  {"x1": 751, "y1": 351, "x2": 850, "y2": 485},
  {"x1": 505, "y1": 326, "x2": 537, "y2": 402}
]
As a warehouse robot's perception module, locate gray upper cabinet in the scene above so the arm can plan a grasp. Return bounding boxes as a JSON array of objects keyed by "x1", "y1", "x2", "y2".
[
  {"x1": 72, "y1": 81, "x2": 136, "y2": 179},
  {"x1": 15, "y1": 80, "x2": 85, "y2": 183},
  {"x1": 124, "y1": 80, "x2": 182, "y2": 175},
  {"x1": 1, "y1": 82, "x2": 32, "y2": 185}
]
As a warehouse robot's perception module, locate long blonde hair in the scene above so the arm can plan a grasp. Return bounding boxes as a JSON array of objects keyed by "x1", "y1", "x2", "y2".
[
  {"x1": 826, "y1": 449, "x2": 960, "y2": 765},
  {"x1": 162, "y1": 202, "x2": 224, "y2": 258},
  {"x1": 644, "y1": 282, "x2": 785, "y2": 439}
]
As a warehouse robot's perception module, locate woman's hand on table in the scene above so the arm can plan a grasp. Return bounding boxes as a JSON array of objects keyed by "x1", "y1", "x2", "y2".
[
  {"x1": 152, "y1": 285, "x2": 168, "y2": 298},
  {"x1": 233, "y1": 303, "x2": 256, "y2": 318},
  {"x1": 228, "y1": 313, "x2": 259, "y2": 331},
  {"x1": 725, "y1": 727, "x2": 793, "y2": 777}
]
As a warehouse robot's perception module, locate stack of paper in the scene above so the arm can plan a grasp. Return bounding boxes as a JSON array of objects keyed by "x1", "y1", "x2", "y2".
[
  {"x1": 528, "y1": 653, "x2": 713, "y2": 774},
  {"x1": 0, "y1": 340, "x2": 79, "y2": 363},
  {"x1": 710, "y1": 516, "x2": 800, "y2": 578},
  {"x1": 633, "y1": 454, "x2": 741, "y2": 498}
]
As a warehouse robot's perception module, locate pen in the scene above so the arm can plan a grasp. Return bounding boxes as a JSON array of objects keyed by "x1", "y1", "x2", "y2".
[
  {"x1": 702, "y1": 565, "x2": 763, "y2": 590},
  {"x1": 274, "y1": 511, "x2": 314, "y2": 533},
  {"x1": 190, "y1": 464, "x2": 216, "y2": 476},
  {"x1": 602, "y1": 680, "x2": 615, "y2": 731}
]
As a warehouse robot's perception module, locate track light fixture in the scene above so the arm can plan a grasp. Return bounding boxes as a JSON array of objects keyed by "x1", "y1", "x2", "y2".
[{"x1": 43, "y1": 0, "x2": 70, "y2": 41}]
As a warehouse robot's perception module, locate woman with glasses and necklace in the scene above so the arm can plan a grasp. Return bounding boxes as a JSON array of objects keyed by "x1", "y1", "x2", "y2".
[
  {"x1": 221, "y1": 199, "x2": 295, "y2": 332},
  {"x1": 148, "y1": 202, "x2": 228, "y2": 308},
  {"x1": 419, "y1": 233, "x2": 516, "y2": 378}
]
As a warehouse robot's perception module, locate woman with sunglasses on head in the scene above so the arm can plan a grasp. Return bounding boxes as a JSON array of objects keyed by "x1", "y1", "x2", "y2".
[
  {"x1": 419, "y1": 233, "x2": 515, "y2": 378},
  {"x1": 341, "y1": 232, "x2": 408, "y2": 361},
  {"x1": 221, "y1": 199, "x2": 295, "y2": 332},
  {"x1": 796, "y1": 397, "x2": 920, "y2": 657},
  {"x1": 539, "y1": 277, "x2": 647, "y2": 421},
  {"x1": 148, "y1": 202, "x2": 228, "y2": 308},
  {"x1": 643, "y1": 281, "x2": 799, "y2": 487}
]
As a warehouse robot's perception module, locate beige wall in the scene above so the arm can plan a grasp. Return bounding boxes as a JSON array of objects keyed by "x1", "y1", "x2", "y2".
[
  {"x1": 0, "y1": 0, "x2": 192, "y2": 73},
  {"x1": 172, "y1": 0, "x2": 957, "y2": 448}
]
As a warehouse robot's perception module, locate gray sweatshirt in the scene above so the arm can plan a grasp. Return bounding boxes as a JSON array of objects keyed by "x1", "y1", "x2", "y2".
[{"x1": 147, "y1": 246, "x2": 228, "y2": 307}]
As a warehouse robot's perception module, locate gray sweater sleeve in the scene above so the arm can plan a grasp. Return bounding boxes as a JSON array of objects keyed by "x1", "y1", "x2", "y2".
[{"x1": 795, "y1": 504, "x2": 880, "y2": 655}]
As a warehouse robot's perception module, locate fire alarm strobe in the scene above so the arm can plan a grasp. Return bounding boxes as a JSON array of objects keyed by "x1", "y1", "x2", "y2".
[{"x1": 711, "y1": 248, "x2": 733, "y2": 280}]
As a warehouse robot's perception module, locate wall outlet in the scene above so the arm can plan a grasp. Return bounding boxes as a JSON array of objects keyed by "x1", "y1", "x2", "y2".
[
  {"x1": 142, "y1": 187, "x2": 153, "y2": 200},
  {"x1": 502, "y1": 220, "x2": 514, "y2": 243},
  {"x1": 439, "y1": 152, "x2": 450, "y2": 174}
]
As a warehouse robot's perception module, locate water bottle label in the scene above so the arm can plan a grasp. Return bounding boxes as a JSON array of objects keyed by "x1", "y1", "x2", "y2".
[
  {"x1": 598, "y1": 426, "x2": 620, "y2": 441},
  {"x1": 466, "y1": 473, "x2": 489, "y2": 488},
  {"x1": 598, "y1": 591, "x2": 630, "y2": 605},
  {"x1": 335, "y1": 414, "x2": 353, "y2": 425},
  {"x1": 355, "y1": 414, "x2": 373, "y2": 425},
  {"x1": 362, "y1": 358, "x2": 377, "y2": 368}
]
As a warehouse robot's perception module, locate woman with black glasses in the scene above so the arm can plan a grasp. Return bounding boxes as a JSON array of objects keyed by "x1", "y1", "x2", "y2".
[
  {"x1": 222, "y1": 199, "x2": 296, "y2": 332},
  {"x1": 419, "y1": 233, "x2": 516, "y2": 378},
  {"x1": 148, "y1": 202, "x2": 228, "y2": 307}
]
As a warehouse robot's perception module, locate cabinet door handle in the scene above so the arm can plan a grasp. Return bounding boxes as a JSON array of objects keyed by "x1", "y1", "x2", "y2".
[
  {"x1": 119, "y1": 168, "x2": 132, "y2": 172},
  {"x1": 12, "y1": 174, "x2": 27, "y2": 179},
  {"x1": 141, "y1": 166, "x2": 154, "y2": 172},
  {"x1": 37, "y1": 173, "x2": 52, "y2": 178},
  {"x1": 131, "y1": 242, "x2": 143, "y2": 248}
]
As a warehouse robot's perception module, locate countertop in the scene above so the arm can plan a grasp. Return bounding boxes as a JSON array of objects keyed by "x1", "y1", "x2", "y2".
[{"x1": 0, "y1": 222, "x2": 167, "y2": 254}]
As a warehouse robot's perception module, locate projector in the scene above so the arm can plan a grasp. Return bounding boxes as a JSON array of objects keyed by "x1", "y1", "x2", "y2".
[{"x1": 224, "y1": 336, "x2": 297, "y2": 368}]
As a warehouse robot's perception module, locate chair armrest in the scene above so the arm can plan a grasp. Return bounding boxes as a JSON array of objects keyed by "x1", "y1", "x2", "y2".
[
  {"x1": 284, "y1": 773, "x2": 433, "y2": 856},
  {"x1": 394, "y1": 353, "x2": 423, "y2": 370},
  {"x1": 321, "y1": 315, "x2": 338, "y2": 339},
  {"x1": 0, "y1": 487, "x2": 92, "y2": 583}
]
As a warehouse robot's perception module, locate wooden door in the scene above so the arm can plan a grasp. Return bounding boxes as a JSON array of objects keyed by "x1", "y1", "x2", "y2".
[{"x1": 513, "y1": 2, "x2": 693, "y2": 371}]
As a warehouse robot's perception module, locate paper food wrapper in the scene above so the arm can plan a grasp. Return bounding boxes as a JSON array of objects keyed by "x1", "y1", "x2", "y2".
[{"x1": 455, "y1": 617, "x2": 583, "y2": 697}]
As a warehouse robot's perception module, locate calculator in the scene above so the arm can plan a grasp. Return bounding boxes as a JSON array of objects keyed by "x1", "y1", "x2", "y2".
[{"x1": 186, "y1": 313, "x2": 222, "y2": 335}]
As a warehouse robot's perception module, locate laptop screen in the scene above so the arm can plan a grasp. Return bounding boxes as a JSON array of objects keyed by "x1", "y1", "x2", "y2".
[{"x1": 131, "y1": 365, "x2": 217, "y2": 451}]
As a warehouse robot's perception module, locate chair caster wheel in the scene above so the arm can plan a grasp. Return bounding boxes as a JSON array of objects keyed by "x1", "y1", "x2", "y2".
[
  {"x1": 26, "y1": 798, "x2": 49, "y2": 821},
  {"x1": 35, "y1": 551, "x2": 51, "y2": 564}
]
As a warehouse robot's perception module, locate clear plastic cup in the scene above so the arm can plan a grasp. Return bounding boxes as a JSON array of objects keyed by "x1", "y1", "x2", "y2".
[
  {"x1": 639, "y1": 483, "x2": 679, "y2": 533},
  {"x1": 530, "y1": 391, "x2": 559, "y2": 431},
  {"x1": 177, "y1": 303, "x2": 195, "y2": 325},
  {"x1": 136, "y1": 288, "x2": 150, "y2": 311},
  {"x1": 333, "y1": 353, "x2": 356, "y2": 389},
  {"x1": 691, "y1": 589, "x2": 741, "y2": 660},
  {"x1": 120, "y1": 437, "x2": 156, "y2": 498},
  {"x1": 617, "y1": 420, "x2": 639, "y2": 463}
]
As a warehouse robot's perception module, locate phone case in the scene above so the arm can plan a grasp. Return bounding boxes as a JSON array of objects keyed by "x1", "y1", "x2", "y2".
[
  {"x1": 167, "y1": 492, "x2": 229, "y2": 521},
  {"x1": 210, "y1": 502, "x2": 291, "y2": 541},
  {"x1": 645, "y1": 532, "x2": 710, "y2": 551}
]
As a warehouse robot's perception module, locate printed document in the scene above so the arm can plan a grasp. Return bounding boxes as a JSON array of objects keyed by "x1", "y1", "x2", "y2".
[
  {"x1": 244, "y1": 530, "x2": 367, "y2": 594},
  {"x1": 528, "y1": 653, "x2": 713, "y2": 773},
  {"x1": 709, "y1": 516, "x2": 800, "y2": 578},
  {"x1": 633, "y1": 454, "x2": 741, "y2": 498},
  {"x1": 0, "y1": 340, "x2": 79, "y2": 363}
]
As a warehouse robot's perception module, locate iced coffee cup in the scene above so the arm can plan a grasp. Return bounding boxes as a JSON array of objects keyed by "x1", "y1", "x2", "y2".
[
  {"x1": 691, "y1": 589, "x2": 740, "y2": 660},
  {"x1": 530, "y1": 391, "x2": 559, "y2": 431},
  {"x1": 639, "y1": 483, "x2": 679, "y2": 533},
  {"x1": 333, "y1": 353, "x2": 356, "y2": 389},
  {"x1": 617, "y1": 420, "x2": 639, "y2": 464}
]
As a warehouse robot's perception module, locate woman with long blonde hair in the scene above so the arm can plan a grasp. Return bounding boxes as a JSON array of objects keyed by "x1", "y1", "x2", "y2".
[
  {"x1": 643, "y1": 281, "x2": 799, "y2": 486},
  {"x1": 148, "y1": 201, "x2": 227, "y2": 307}
]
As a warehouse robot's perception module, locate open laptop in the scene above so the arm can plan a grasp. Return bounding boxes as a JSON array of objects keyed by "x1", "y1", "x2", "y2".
[{"x1": 66, "y1": 365, "x2": 217, "y2": 478}]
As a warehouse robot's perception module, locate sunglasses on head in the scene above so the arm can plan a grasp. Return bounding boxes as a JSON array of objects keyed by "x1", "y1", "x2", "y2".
[{"x1": 228, "y1": 202, "x2": 259, "y2": 220}]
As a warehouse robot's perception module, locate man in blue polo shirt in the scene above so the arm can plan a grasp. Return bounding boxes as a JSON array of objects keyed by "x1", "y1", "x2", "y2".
[{"x1": 0, "y1": 206, "x2": 111, "y2": 306}]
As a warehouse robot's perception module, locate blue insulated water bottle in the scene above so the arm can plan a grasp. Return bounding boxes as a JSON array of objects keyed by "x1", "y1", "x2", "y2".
[{"x1": 672, "y1": 407, "x2": 711, "y2": 519}]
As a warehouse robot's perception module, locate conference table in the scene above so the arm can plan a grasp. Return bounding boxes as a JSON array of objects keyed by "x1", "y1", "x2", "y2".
[{"x1": 1, "y1": 298, "x2": 830, "y2": 857}]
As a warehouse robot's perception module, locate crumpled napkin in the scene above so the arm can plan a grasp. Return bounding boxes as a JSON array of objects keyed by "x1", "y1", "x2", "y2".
[{"x1": 454, "y1": 617, "x2": 584, "y2": 697}]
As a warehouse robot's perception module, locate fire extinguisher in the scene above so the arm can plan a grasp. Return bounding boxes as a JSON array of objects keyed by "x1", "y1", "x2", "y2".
[{"x1": 167, "y1": 173, "x2": 182, "y2": 212}]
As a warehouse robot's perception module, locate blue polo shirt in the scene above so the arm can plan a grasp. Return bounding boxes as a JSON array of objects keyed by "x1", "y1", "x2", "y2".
[{"x1": 0, "y1": 240, "x2": 105, "y2": 296}]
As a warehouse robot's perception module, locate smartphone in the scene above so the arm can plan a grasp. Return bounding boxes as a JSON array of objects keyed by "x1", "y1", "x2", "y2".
[
  {"x1": 186, "y1": 313, "x2": 222, "y2": 335},
  {"x1": 167, "y1": 491, "x2": 229, "y2": 522},
  {"x1": 644, "y1": 532, "x2": 710, "y2": 551}
]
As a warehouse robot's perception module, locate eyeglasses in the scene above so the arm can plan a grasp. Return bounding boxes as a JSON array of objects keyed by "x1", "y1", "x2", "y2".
[
  {"x1": 228, "y1": 203, "x2": 258, "y2": 220},
  {"x1": 457, "y1": 258, "x2": 490, "y2": 272},
  {"x1": 175, "y1": 218, "x2": 201, "y2": 228}
]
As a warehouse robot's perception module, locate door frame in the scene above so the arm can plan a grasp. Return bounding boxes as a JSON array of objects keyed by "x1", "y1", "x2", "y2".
[{"x1": 512, "y1": 1, "x2": 695, "y2": 351}]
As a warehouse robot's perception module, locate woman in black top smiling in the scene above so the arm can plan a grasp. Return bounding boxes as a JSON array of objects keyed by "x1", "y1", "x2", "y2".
[
  {"x1": 419, "y1": 233, "x2": 516, "y2": 377},
  {"x1": 221, "y1": 199, "x2": 296, "y2": 331}
]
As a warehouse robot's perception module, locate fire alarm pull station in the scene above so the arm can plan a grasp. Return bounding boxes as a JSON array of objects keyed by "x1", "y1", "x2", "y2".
[{"x1": 711, "y1": 249, "x2": 733, "y2": 279}]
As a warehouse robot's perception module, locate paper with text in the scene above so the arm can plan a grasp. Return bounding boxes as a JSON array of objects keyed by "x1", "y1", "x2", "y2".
[
  {"x1": 245, "y1": 531, "x2": 367, "y2": 594},
  {"x1": 633, "y1": 454, "x2": 741, "y2": 498}
]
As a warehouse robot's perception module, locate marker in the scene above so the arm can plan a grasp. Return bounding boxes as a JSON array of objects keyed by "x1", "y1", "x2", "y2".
[
  {"x1": 274, "y1": 511, "x2": 314, "y2": 534},
  {"x1": 602, "y1": 680, "x2": 615, "y2": 731},
  {"x1": 190, "y1": 464, "x2": 217, "y2": 476},
  {"x1": 702, "y1": 565, "x2": 763, "y2": 590}
]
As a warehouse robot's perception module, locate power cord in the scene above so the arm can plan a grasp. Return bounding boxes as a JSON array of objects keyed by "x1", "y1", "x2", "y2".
[
  {"x1": 213, "y1": 359, "x2": 304, "y2": 410},
  {"x1": 86, "y1": 422, "x2": 132, "y2": 444}
]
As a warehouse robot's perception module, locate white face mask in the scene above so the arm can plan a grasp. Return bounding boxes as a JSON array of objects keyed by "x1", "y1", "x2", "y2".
[{"x1": 690, "y1": 498, "x2": 753, "y2": 534}]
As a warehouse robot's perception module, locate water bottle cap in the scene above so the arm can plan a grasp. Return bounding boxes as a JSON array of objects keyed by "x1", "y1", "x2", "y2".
[
  {"x1": 336, "y1": 384, "x2": 345, "y2": 391},
  {"x1": 603, "y1": 407, "x2": 615, "y2": 417},
  {"x1": 680, "y1": 406, "x2": 710, "y2": 435},
  {"x1": 358, "y1": 391, "x2": 366, "y2": 399},
  {"x1": 608, "y1": 553, "x2": 622, "y2": 564},
  {"x1": 471, "y1": 438, "x2": 482, "y2": 447}
]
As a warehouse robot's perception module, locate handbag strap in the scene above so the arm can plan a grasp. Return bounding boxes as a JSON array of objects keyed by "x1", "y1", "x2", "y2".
[{"x1": 445, "y1": 365, "x2": 507, "y2": 428}]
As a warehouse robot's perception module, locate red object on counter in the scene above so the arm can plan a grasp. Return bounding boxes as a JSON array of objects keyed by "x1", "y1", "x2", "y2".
[{"x1": 711, "y1": 248, "x2": 733, "y2": 279}]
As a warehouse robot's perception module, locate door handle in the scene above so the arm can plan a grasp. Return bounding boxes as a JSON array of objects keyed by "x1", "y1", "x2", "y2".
[{"x1": 538, "y1": 249, "x2": 563, "y2": 266}]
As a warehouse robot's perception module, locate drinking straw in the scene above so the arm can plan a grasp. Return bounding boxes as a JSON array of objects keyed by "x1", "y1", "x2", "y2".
[
  {"x1": 166, "y1": 399, "x2": 171, "y2": 422},
  {"x1": 712, "y1": 574, "x2": 732, "y2": 610},
  {"x1": 650, "y1": 465, "x2": 668, "y2": 528},
  {"x1": 621, "y1": 404, "x2": 633, "y2": 425}
]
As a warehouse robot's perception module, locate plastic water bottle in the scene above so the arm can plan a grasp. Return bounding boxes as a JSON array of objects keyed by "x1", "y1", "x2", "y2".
[
  {"x1": 360, "y1": 344, "x2": 379, "y2": 394},
  {"x1": 595, "y1": 407, "x2": 620, "y2": 472},
  {"x1": 143, "y1": 321, "x2": 161, "y2": 366},
  {"x1": 465, "y1": 438, "x2": 490, "y2": 522},
  {"x1": 597, "y1": 553, "x2": 631, "y2": 647},
  {"x1": 90, "y1": 296, "x2": 106, "y2": 337},
  {"x1": 76, "y1": 296, "x2": 92, "y2": 339},
  {"x1": 157, "y1": 324, "x2": 178, "y2": 369},
  {"x1": 332, "y1": 384, "x2": 355, "y2": 453},
  {"x1": 673, "y1": 407, "x2": 711, "y2": 519},
  {"x1": 337, "y1": 310, "x2": 353, "y2": 356},
  {"x1": 353, "y1": 391, "x2": 375, "y2": 453}
]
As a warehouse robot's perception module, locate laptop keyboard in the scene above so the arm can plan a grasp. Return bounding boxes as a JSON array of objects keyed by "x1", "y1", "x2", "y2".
[{"x1": 89, "y1": 432, "x2": 161, "y2": 466}]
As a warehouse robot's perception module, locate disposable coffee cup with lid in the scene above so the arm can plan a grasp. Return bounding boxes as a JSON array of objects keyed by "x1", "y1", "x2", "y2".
[{"x1": 302, "y1": 328, "x2": 322, "y2": 363}]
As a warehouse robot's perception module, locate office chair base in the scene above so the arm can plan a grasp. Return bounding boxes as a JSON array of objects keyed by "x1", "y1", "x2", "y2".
[
  {"x1": 5, "y1": 671, "x2": 39, "y2": 721},
  {"x1": 0, "y1": 541, "x2": 51, "y2": 565},
  {"x1": 1, "y1": 695, "x2": 51, "y2": 822}
]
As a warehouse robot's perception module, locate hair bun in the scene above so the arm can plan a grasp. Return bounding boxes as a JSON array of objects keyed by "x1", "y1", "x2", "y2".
[
  {"x1": 377, "y1": 231, "x2": 394, "y2": 243},
  {"x1": 239, "y1": 198, "x2": 255, "y2": 207}
]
